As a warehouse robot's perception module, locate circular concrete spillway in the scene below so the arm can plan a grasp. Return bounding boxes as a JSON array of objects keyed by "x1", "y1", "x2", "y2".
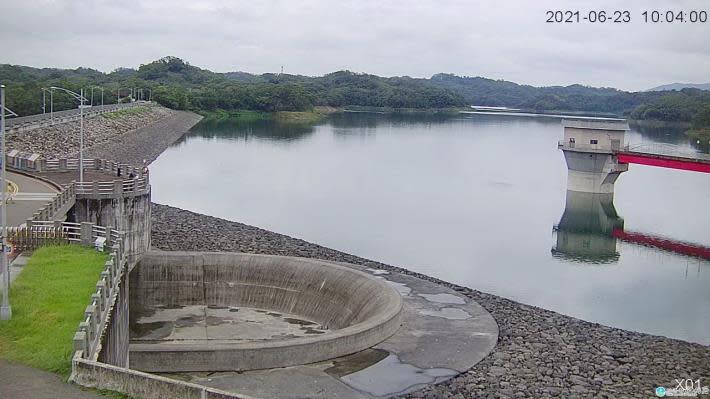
[{"x1": 128, "y1": 251, "x2": 403, "y2": 372}]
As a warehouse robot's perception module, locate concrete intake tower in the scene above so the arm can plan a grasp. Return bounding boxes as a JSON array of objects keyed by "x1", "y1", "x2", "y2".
[{"x1": 558, "y1": 119, "x2": 629, "y2": 194}]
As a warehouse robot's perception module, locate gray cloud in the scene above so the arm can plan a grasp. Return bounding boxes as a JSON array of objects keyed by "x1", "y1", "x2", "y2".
[{"x1": 1, "y1": 0, "x2": 708, "y2": 91}]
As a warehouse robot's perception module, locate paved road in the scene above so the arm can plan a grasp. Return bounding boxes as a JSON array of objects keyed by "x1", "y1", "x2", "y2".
[
  {"x1": 5, "y1": 102, "x2": 144, "y2": 129},
  {"x1": 5, "y1": 172, "x2": 58, "y2": 226},
  {"x1": 0, "y1": 359, "x2": 103, "y2": 399}
]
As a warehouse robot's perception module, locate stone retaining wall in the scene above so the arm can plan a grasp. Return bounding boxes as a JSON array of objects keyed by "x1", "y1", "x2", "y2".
[{"x1": 6, "y1": 104, "x2": 174, "y2": 158}]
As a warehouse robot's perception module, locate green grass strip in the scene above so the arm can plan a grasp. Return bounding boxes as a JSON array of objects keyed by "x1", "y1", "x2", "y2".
[{"x1": 0, "y1": 245, "x2": 107, "y2": 377}]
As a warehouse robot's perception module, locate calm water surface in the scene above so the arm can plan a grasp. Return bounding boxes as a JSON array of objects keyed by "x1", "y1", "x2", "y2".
[{"x1": 151, "y1": 113, "x2": 710, "y2": 344}]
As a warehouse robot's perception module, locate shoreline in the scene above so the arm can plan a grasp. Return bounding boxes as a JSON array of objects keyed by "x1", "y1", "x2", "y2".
[{"x1": 23, "y1": 106, "x2": 710, "y2": 397}]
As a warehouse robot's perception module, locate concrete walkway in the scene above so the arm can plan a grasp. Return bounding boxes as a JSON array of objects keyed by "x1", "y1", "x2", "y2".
[
  {"x1": 5, "y1": 171, "x2": 58, "y2": 226},
  {"x1": 0, "y1": 359, "x2": 103, "y2": 399}
]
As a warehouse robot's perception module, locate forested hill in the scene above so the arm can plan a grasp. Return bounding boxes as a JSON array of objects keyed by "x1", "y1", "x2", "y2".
[
  {"x1": 428, "y1": 73, "x2": 710, "y2": 121},
  {"x1": 0, "y1": 57, "x2": 465, "y2": 114},
  {"x1": 1, "y1": 56, "x2": 709, "y2": 128}
]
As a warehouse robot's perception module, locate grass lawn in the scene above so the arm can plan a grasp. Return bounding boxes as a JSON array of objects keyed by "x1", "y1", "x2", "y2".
[{"x1": 0, "y1": 245, "x2": 107, "y2": 377}]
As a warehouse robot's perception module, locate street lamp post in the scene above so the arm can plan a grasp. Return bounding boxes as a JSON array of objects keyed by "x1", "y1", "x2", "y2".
[
  {"x1": 89, "y1": 86, "x2": 104, "y2": 111},
  {"x1": 50, "y1": 88, "x2": 54, "y2": 124},
  {"x1": 41, "y1": 88, "x2": 53, "y2": 117},
  {"x1": 1, "y1": 84, "x2": 18, "y2": 321},
  {"x1": 80, "y1": 88, "x2": 84, "y2": 182},
  {"x1": 49, "y1": 86, "x2": 88, "y2": 182}
]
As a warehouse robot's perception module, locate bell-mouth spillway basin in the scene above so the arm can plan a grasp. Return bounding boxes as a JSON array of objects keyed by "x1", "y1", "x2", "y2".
[{"x1": 128, "y1": 251, "x2": 404, "y2": 372}]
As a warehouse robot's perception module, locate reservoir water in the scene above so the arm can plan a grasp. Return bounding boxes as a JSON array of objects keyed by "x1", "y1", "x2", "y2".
[{"x1": 151, "y1": 112, "x2": 710, "y2": 345}]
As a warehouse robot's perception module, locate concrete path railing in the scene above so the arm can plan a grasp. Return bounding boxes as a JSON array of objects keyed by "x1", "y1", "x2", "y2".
[
  {"x1": 25, "y1": 184, "x2": 76, "y2": 223},
  {"x1": 7, "y1": 154, "x2": 150, "y2": 220},
  {"x1": 8, "y1": 152, "x2": 147, "y2": 179},
  {"x1": 73, "y1": 178, "x2": 149, "y2": 198}
]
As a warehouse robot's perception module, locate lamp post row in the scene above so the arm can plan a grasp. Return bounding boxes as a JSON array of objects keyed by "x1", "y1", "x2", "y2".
[
  {"x1": 0, "y1": 83, "x2": 153, "y2": 320},
  {"x1": 42, "y1": 85, "x2": 156, "y2": 118}
]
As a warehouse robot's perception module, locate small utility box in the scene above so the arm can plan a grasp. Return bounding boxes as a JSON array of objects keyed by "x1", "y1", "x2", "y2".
[{"x1": 95, "y1": 237, "x2": 107, "y2": 252}]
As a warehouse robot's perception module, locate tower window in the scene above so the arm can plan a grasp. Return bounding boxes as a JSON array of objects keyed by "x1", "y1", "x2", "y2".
[{"x1": 590, "y1": 139, "x2": 598, "y2": 144}]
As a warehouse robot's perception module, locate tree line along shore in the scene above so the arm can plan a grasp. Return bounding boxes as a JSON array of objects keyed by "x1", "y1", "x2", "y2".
[{"x1": 1, "y1": 56, "x2": 709, "y2": 138}]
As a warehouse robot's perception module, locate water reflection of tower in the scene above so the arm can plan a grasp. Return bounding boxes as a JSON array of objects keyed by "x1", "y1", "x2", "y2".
[{"x1": 552, "y1": 191, "x2": 624, "y2": 264}]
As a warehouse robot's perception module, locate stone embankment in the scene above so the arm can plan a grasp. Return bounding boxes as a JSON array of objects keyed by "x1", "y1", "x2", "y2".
[
  {"x1": 7, "y1": 106, "x2": 178, "y2": 159},
  {"x1": 85, "y1": 111, "x2": 202, "y2": 166},
  {"x1": 151, "y1": 204, "x2": 709, "y2": 399}
]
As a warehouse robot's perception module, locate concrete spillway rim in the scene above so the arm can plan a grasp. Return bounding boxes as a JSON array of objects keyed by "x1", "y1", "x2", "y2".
[{"x1": 130, "y1": 252, "x2": 404, "y2": 360}]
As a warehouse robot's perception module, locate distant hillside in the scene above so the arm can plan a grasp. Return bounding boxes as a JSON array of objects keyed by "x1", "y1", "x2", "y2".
[
  {"x1": 1, "y1": 56, "x2": 709, "y2": 130},
  {"x1": 428, "y1": 73, "x2": 665, "y2": 116},
  {"x1": 0, "y1": 57, "x2": 465, "y2": 114},
  {"x1": 647, "y1": 83, "x2": 710, "y2": 92}
]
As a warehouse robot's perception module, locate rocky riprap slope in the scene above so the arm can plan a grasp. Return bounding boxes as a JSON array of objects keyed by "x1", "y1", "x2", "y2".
[
  {"x1": 85, "y1": 111, "x2": 202, "y2": 166},
  {"x1": 7, "y1": 106, "x2": 175, "y2": 159},
  {"x1": 151, "y1": 203, "x2": 709, "y2": 399}
]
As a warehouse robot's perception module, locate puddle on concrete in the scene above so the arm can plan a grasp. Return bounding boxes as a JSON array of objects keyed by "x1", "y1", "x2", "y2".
[
  {"x1": 133, "y1": 305, "x2": 204, "y2": 323},
  {"x1": 366, "y1": 268, "x2": 390, "y2": 275},
  {"x1": 325, "y1": 348, "x2": 390, "y2": 377},
  {"x1": 130, "y1": 320, "x2": 173, "y2": 340},
  {"x1": 340, "y1": 353, "x2": 457, "y2": 397},
  {"x1": 284, "y1": 317, "x2": 317, "y2": 326},
  {"x1": 418, "y1": 307, "x2": 471, "y2": 320},
  {"x1": 418, "y1": 293, "x2": 466, "y2": 305}
]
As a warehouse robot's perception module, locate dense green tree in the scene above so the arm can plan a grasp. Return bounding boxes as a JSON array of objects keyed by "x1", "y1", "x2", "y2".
[{"x1": 691, "y1": 105, "x2": 710, "y2": 129}]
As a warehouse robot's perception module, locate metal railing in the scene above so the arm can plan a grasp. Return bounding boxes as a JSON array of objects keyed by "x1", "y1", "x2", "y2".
[{"x1": 621, "y1": 143, "x2": 710, "y2": 163}]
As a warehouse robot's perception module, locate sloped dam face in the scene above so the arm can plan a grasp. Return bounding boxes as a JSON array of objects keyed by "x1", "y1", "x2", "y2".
[{"x1": 128, "y1": 251, "x2": 403, "y2": 372}]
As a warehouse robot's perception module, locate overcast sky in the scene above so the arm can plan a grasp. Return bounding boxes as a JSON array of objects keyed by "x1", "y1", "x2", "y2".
[{"x1": 1, "y1": 0, "x2": 708, "y2": 91}]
